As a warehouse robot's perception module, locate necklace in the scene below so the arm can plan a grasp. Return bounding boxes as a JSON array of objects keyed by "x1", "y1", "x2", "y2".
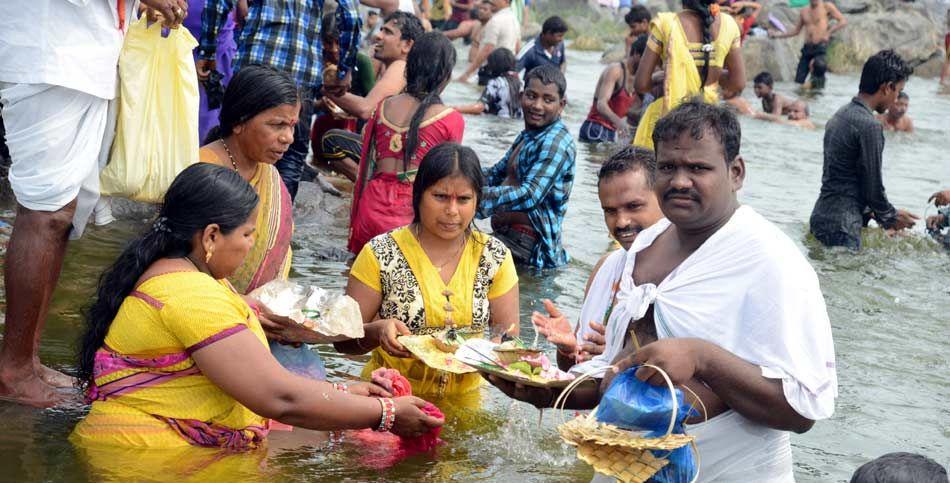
[
  {"x1": 219, "y1": 139, "x2": 239, "y2": 171},
  {"x1": 415, "y1": 225, "x2": 465, "y2": 273},
  {"x1": 184, "y1": 255, "x2": 210, "y2": 276}
]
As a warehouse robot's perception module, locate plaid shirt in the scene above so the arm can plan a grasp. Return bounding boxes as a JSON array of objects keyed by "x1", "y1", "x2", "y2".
[
  {"x1": 478, "y1": 119, "x2": 576, "y2": 269},
  {"x1": 198, "y1": 0, "x2": 361, "y2": 89}
]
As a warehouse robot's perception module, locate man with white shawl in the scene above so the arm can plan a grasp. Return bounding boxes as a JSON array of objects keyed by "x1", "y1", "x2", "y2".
[
  {"x1": 532, "y1": 146, "x2": 663, "y2": 369},
  {"x1": 0, "y1": 0, "x2": 187, "y2": 407},
  {"x1": 487, "y1": 101, "x2": 837, "y2": 482}
]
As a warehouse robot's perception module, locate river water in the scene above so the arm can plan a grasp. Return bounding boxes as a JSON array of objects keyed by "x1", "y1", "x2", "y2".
[{"x1": 0, "y1": 46, "x2": 948, "y2": 482}]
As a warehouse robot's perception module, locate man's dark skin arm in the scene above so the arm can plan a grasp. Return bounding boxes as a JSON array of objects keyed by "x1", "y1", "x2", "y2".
[{"x1": 616, "y1": 338, "x2": 814, "y2": 433}]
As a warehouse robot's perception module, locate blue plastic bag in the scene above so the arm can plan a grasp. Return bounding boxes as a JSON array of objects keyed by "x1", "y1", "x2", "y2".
[
  {"x1": 596, "y1": 367, "x2": 698, "y2": 483},
  {"x1": 269, "y1": 341, "x2": 327, "y2": 381}
]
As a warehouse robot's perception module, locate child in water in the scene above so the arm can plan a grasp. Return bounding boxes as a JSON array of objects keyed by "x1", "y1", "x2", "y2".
[
  {"x1": 454, "y1": 48, "x2": 523, "y2": 119},
  {"x1": 755, "y1": 99, "x2": 815, "y2": 129}
]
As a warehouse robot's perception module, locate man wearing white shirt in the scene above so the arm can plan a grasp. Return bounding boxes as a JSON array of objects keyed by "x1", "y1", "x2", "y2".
[
  {"x1": 0, "y1": 0, "x2": 186, "y2": 407},
  {"x1": 457, "y1": 0, "x2": 520, "y2": 82},
  {"x1": 487, "y1": 102, "x2": 837, "y2": 481}
]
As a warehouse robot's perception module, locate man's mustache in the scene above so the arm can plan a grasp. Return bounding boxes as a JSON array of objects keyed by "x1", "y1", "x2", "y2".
[
  {"x1": 614, "y1": 225, "x2": 643, "y2": 238},
  {"x1": 663, "y1": 188, "x2": 700, "y2": 202}
]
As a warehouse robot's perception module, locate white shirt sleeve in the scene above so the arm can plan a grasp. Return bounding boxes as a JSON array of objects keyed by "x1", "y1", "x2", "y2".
[{"x1": 761, "y1": 365, "x2": 836, "y2": 421}]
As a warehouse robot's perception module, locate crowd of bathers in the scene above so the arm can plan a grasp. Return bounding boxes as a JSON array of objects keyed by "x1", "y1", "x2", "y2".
[{"x1": 0, "y1": 0, "x2": 949, "y2": 481}]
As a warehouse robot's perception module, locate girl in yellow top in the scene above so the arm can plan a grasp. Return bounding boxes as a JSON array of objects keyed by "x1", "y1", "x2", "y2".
[
  {"x1": 632, "y1": 0, "x2": 746, "y2": 148},
  {"x1": 72, "y1": 164, "x2": 442, "y2": 452},
  {"x1": 337, "y1": 143, "x2": 521, "y2": 398}
]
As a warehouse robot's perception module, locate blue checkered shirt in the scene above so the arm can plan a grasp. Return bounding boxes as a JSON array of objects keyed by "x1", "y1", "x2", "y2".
[
  {"x1": 478, "y1": 119, "x2": 576, "y2": 269},
  {"x1": 198, "y1": 0, "x2": 361, "y2": 89}
]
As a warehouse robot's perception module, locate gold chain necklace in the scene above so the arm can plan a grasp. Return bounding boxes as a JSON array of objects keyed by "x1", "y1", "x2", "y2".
[
  {"x1": 219, "y1": 139, "x2": 239, "y2": 171},
  {"x1": 415, "y1": 225, "x2": 465, "y2": 273}
]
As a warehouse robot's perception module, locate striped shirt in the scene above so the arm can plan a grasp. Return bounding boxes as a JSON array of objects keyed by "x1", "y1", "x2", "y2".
[
  {"x1": 478, "y1": 119, "x2": 576, "y2": 269},
  {"x1": 198, "y1": 0, "x2": 361, "y2": 89}
]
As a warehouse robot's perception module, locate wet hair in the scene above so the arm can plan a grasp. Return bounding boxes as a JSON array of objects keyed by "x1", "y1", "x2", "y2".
[
  {"x1": 653, "y1": 100, "x2": 741, "y2": 164},
  {"x1": 898, "y1": 91, "x2": 909, "y2": 100},
  {"x1": 210, "y1": 65, "x2": 299, "y2": 140},
  {"x1": 403, "y1": 32, "x2": 457, "y2": 172},
  {"x1": 542, "y1": 16, "x2": 569, "y2": 35},
  {"x1": 625, "y1": 5, "x2": 652, "y2": 25},
  {"x1": 486, "y1": 48, "x2": 522, "y2": 111},
  {"x1": 630, "y1": 34, "x2": 648, "y2": 58},
  {"x1": 682, "y1": 0, "x2": 717, "y2": 87},
  {"x1": 858, "y1": 49, "x2": 913, "y2": 95},
  {"x1": 524, "y1": 64, "x2": 567, "y2": 99},
  {"x1": 321, "y1": 11, "x2": 338, "y2": 41},
  {"x1": 598, "y1": 146, "x2": 656, "y2": 188},
  {"x1": 77, "y1": 164, "x2": 259, "y2": 392},
  {"x1": 411, "y1": 143, "x2": 485, "y2": 231},
  {"x1": 384, "y1": 11, "x2": 424, "y2": 43},
  {"x1": 849, "y1": 452, "x2": 948, "y2": 483},
  {"x1": 753, "y1": 71, "x2": 774, "y2": 87}
]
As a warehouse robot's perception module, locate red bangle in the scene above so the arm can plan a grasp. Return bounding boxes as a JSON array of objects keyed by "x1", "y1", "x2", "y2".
[{"x1": 376, "y1": 397, "x2": 396, "y2": 432}]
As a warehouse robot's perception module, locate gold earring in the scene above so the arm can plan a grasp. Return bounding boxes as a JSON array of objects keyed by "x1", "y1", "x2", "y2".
[{"x1": 205, "y1": 247, "x2": 214, "y2": 263}]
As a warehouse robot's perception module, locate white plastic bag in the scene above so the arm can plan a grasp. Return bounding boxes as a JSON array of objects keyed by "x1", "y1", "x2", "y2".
[{"x1": 248, "y1": 280, "x2": 365, "y2": 339}]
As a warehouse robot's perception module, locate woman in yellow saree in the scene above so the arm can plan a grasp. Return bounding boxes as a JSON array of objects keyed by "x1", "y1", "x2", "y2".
[
  {"x1": 632, "y1": 0, "x2": 746, "y2": 149},
  {"x1": 71, "y1": 164, "x2": 442, "y2": 456},
  {"x1": 199, "y1": 65, "x2": 329, "y2": 379}
]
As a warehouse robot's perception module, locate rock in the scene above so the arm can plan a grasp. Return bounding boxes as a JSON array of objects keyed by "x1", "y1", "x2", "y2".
[
  {"x1": 825, "y1": 9, "x2": 941, "y2": 74},
  {"x1": 742, "y1": 36, "x2": 804, "y2": 82},
  {"x1": 750, "y1": 0, "x2": 944, "y2": 79},
  {"x1": 572, "y1": 35, "x2": 606, "y2": 51}
]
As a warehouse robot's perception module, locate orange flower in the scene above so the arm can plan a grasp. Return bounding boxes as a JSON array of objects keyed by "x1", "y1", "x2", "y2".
[{"x1": 710, "y1": 3, "x2": 720, "y2": 16}]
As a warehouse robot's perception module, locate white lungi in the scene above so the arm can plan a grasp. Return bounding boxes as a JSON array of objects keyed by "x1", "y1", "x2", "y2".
[
  {"x1": 0, "y1": 83, "x2": 111, "y2": 238},
  {"x1": 0, "y1": 0, "x2": 133, "y2": 238}
]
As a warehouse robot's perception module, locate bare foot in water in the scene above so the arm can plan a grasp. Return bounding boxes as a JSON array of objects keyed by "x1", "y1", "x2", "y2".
[
  {"x1": 0, "y1": 371, "x2": 65, "y2": 408},
  {"x1": 36, "y1": 364, "x2": 77, "y2": 388}
]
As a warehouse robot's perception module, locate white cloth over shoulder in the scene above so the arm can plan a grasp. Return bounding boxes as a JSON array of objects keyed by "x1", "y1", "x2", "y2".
[
  {"x1": 570, "y1": 248, "x2": 626, "y2": 376},
  {"x1": 592, "y1": 205, "x2": 838, "y2": 420},
  {"x1": 0, "y1": 0, "x2": 132, "y2": 100}
]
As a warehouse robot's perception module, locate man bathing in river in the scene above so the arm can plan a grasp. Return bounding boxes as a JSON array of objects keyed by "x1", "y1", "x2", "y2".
[
  {"x1": 486, "y1": 101, "x2": 838, "y2": 481},
  {"x1": 810, "y1": 50, "x2": 919, "y2": 249},
  {"x1": 478, "y1": 65, "x2": 576, "y2": 270},
  {"x1": 532, "y1": 147, "x2": 664, "y2": 370},
  {"x1": 769, "y1": 0, "x2": 847, "y2": 88},
  {"x1": 877, "y1": 91, "x2": 914, "y2": 133},
  {"x1": 755, "y1": 99, "x2": 816, "y2": 129}
]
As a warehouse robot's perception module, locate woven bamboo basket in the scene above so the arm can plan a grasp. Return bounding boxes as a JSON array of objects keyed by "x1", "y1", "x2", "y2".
[{"x1": 552, "y1": 364, "x2": 701, "y2": 483}]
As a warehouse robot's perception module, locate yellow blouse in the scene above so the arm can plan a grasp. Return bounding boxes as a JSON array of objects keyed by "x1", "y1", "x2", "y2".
[
  {"x1": 646, "y1": 12, "x2": 740, "y2": 69},
  {"x1": 71, "y1": 272, "x2": 269, "y2": 448},
  {"x1": 350, "y1": 227, "x2": 518, "y2": 396}
]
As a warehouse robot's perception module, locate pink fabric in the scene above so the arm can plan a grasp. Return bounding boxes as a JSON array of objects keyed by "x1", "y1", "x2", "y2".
[
  {"x1": 154, "y1": 415, "x2": 269, "y2": 451},
  {"x1": 350, "y1": 368, "x2": 444, "y2": 468}
]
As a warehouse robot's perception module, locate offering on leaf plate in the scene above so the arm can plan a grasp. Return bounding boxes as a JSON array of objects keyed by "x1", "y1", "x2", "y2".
[
  {"x1": 493, "y1": 338, "x2": 543, "y2": 364},
  {"x1": 397, "y1": 334, "x2": 478, "y2": 374},
  {"x1": 456, "y1": 339, "x2": 576, "y2": 388}
]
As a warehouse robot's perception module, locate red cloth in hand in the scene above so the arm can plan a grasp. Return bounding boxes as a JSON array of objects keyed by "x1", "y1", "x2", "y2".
[{"x1": 351, "y1": 368, "x2": 443, "y2": 468}]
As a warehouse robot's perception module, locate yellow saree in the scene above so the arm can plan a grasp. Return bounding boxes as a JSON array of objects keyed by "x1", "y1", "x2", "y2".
[{"x1": 633, "y1": 12, "x2": 740, "y2": 149}]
